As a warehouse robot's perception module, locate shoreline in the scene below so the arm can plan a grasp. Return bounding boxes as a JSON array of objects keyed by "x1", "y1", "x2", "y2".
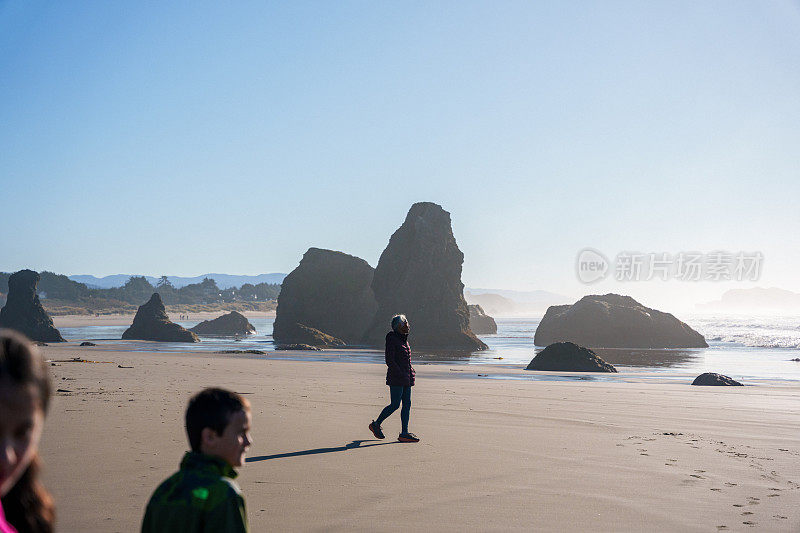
[
  {"x1": 38, "y1": 344, "x2": 800, "y2": 531},
  {"x1": 52, "y1": 309, "x2": 275, "y2": 328},
  {"x1": 41, "y1": 339, "x2": 800, "y2": 387},
  {"x1": 39, "y1": 335, "x2": 800, "y2": 384}
]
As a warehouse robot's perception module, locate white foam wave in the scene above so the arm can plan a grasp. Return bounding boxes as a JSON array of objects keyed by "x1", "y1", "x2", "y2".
[{"x1": 689, "y1": 314, "x2": 800, "y2": 349}]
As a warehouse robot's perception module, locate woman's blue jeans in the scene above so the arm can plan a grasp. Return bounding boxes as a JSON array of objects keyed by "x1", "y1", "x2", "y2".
[{"x1": 375, "y1": 385, "x2": 411, "y2": 434}]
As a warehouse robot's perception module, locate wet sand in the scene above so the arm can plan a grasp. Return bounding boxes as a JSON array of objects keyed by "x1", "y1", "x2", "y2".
[{"x1": 38, "y1": 344, "x2": 800, "y2": 532}]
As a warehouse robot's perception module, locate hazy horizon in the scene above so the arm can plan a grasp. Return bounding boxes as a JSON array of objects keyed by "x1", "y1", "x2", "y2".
[{"x1": 5, "y1": 265, "x2": 800, "y2": 318}]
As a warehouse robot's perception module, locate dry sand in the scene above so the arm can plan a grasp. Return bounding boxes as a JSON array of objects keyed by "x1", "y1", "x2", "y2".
[
  {"x1": 52, "y1": 309, "x2": 274, "y2": 328},
  {"x1": 38, "y1": 343, "x2": 799, "y2": 532}
]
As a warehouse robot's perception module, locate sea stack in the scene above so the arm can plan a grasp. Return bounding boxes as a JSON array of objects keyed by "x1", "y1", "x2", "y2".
[
  {"x1": 190, "y1": 311, "x2": 256, "y2": 336},
  {"x1": 363, "y1": 202, "x2": 487, "y2": 350},
  {"x1": 273, "y1": 248, "x2": 377, "y2": 346},
  {"x1": 122, "y1": 293, "x2": 199, "y2": 342},
  {"x1": 534, "y1": 294, "x2": 708, "y2": 349},
  {"x1": 468, "y1": 304, "x2": 497, "y2": 335},
  {"x1": 0, "y1": 269, "x2": 65, "y2": 342},
  {"x1": 526, "y1": 342, "x2": 617, "y2": 372}
]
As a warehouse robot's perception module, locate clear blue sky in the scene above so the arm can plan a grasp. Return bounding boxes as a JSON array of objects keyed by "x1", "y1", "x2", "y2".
[{"x1": 1, "y1": 1, "x2": 798, "y2": 311}]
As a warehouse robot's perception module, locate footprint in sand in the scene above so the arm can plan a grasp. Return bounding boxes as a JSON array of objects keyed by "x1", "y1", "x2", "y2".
[
  {"x1": 741, "y1": 511, "x2": 753, "y2": 516},
  {"x1": 695, "y1": 469, "x2": 706, "y2": 473},
  {"x1": 724, "y1": 482, "x2": 737, "y2": 487},
  {"x1": 690, "y1": 474, "x2": 704, "y2": 479},
  {"x1": 773, "y1": 515, "x2": 787, "y2": 520},
  {"x1": 710, "y1": 488, "x2": 721, "y2": 492},
  {"x1": 716, "y1": 526, "x2": 728, "y2": 531},
  {"x1": 742, "y1": 521, "x2": 756, "y2": 527},
  {"x1": 733, "y1": 504, "x2": 744, "y2": 508},
  {"x1": 747, "y1": 497, "x2": 760, "y2": 505}
]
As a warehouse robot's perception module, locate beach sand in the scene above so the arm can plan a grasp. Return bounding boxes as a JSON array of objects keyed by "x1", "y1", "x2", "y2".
[{"x1": 39, "y1": 343, "x2": 799, "y2": 532}]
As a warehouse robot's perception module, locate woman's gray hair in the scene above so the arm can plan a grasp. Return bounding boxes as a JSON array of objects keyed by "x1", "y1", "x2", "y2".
[{"x1": 391, "y1": 314, "x2": 407, "y2": 331}]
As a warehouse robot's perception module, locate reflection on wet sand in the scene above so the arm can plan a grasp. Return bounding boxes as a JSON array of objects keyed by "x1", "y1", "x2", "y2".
[
  {"x1": 414, "y1": 347, "x2": 704, "y2": 368},
  {"x1": 413, "y1": 349, "x2": 477, "y2": 363},
  {"x1": 590, "y1": 348, "x2": 701, "y2": 368}
]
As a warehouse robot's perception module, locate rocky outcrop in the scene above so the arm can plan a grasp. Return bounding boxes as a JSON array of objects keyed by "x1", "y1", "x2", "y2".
[
  {"x1": 691, "y1": 372, "x2": 743, "y2": 386},
  {"x1": 190, "y1": 311, "x2": 256, "y2": 336},
  {"x1": 534, "y1": 294, "x2": 708, "y2": 349},
  {"x1": 526, "y1": 342, "x2": 617, "y2": 372},
  {"x1": 273, "y1": 248, "x2": 377, "y2": 346},
  {"x1": 121, "y1": 293, "x2": 199, "y2": 342},
  {"x1": 363, "y1": 202, "x2": 487, "y2": 351},
  {"x1": 0, "y1": 270, "x2": 65, "y2": 342},
  {"x1": 274, "y1": 322, "x2": 345, "y2": 348},
  {"x1": 275, "y1": 343, "x2": 323, "y2": 351},
  {"x1": 468, "y1": 304, "x2": 497, "y2": 335}
]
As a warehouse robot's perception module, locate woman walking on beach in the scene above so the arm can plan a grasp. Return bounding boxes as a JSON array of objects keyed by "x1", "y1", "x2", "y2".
[{"x1": 369, "y1": 315, "x2": 420, "y2": 443}]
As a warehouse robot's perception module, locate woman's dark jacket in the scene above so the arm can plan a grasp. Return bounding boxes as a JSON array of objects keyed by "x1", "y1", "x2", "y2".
[{"x1": 385, "y1": 331, "x2": 415, "y2": 386}]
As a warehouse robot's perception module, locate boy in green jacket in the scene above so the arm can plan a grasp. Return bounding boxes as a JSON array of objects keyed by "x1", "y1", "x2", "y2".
[{"x1": 142, "y1": 388, "x2": 253, "y2": 532}]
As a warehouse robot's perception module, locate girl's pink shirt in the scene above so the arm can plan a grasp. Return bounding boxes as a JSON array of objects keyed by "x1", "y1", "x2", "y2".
[{"x1": 0, "y1": 500, "x2": 18, "y2": 533}]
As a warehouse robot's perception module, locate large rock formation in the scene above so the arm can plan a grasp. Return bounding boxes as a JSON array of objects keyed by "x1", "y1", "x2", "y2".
[
  {"x1": 534, "y1": 294, "x2": 708, "y2": 349},
  {"x1": 190, "y1": 311, "x2": 256, "y2": 336},
  {"x1": 691, "y1": 372, "x2": 743, "y2": 386},
  {"x1": 468, "y1": 304, "x2": 497, "y2": 335},
  {"x1": 363, "y1": 202, "x2": 487, "y2": 350},
  {"x1": 122, "y1": 293, "x2": 199, "y2": 342},
  {"x1": 273, "y1": 248, "x2": 376, "y2": 346},
  {"x1": 526, "y1": 342, "x2": 617, "y2": 372},
  {"x1": 0, "y1": 270, "x2": 65, "y2": 342}
]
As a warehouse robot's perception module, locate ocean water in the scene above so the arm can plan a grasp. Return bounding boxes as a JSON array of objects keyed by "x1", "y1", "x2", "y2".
[
  {"x1": 471, "y1": 315, "x2": 800, "y2": 381},
  {"x1": 57, "y1": 314, "x2": 800, "y2": 382}
]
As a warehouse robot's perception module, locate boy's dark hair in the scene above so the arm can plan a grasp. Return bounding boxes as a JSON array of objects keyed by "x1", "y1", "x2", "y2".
[{"x1": 185, "y1": 387, "x2": 250, "y2": 452}]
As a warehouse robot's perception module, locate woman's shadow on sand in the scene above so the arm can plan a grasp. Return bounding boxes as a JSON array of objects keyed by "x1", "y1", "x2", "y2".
[{"x1": 245, "y1": 439, "x2": 399, "y2": 462}]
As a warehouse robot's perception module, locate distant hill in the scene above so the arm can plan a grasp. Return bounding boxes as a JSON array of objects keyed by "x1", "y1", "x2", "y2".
[
  {"x1": 696, "y1": 287, "x2": 800, "y2": 314},
  {"x1": 69, "y1": 273, "x2": 286, "y2": 290},
  {"x1": 464, "y1": 288, "x2": 571, "y2": 316}
]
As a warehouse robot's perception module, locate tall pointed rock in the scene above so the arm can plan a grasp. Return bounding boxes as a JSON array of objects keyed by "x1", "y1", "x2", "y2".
[
  {"x1": 363, "y1": 202, "x2": 487, "y2": 350},
  {"x1": 122, "y1": 293, "x2": 199, "y2": 342},
  {"x1": 0, "y1": 269, "x2": 65, "y2": 342}
]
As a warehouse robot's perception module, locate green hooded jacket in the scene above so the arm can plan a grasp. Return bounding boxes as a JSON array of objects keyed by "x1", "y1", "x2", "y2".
[{"x1": 142, "y1": 452, "x2": 248, "y2": 533}]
